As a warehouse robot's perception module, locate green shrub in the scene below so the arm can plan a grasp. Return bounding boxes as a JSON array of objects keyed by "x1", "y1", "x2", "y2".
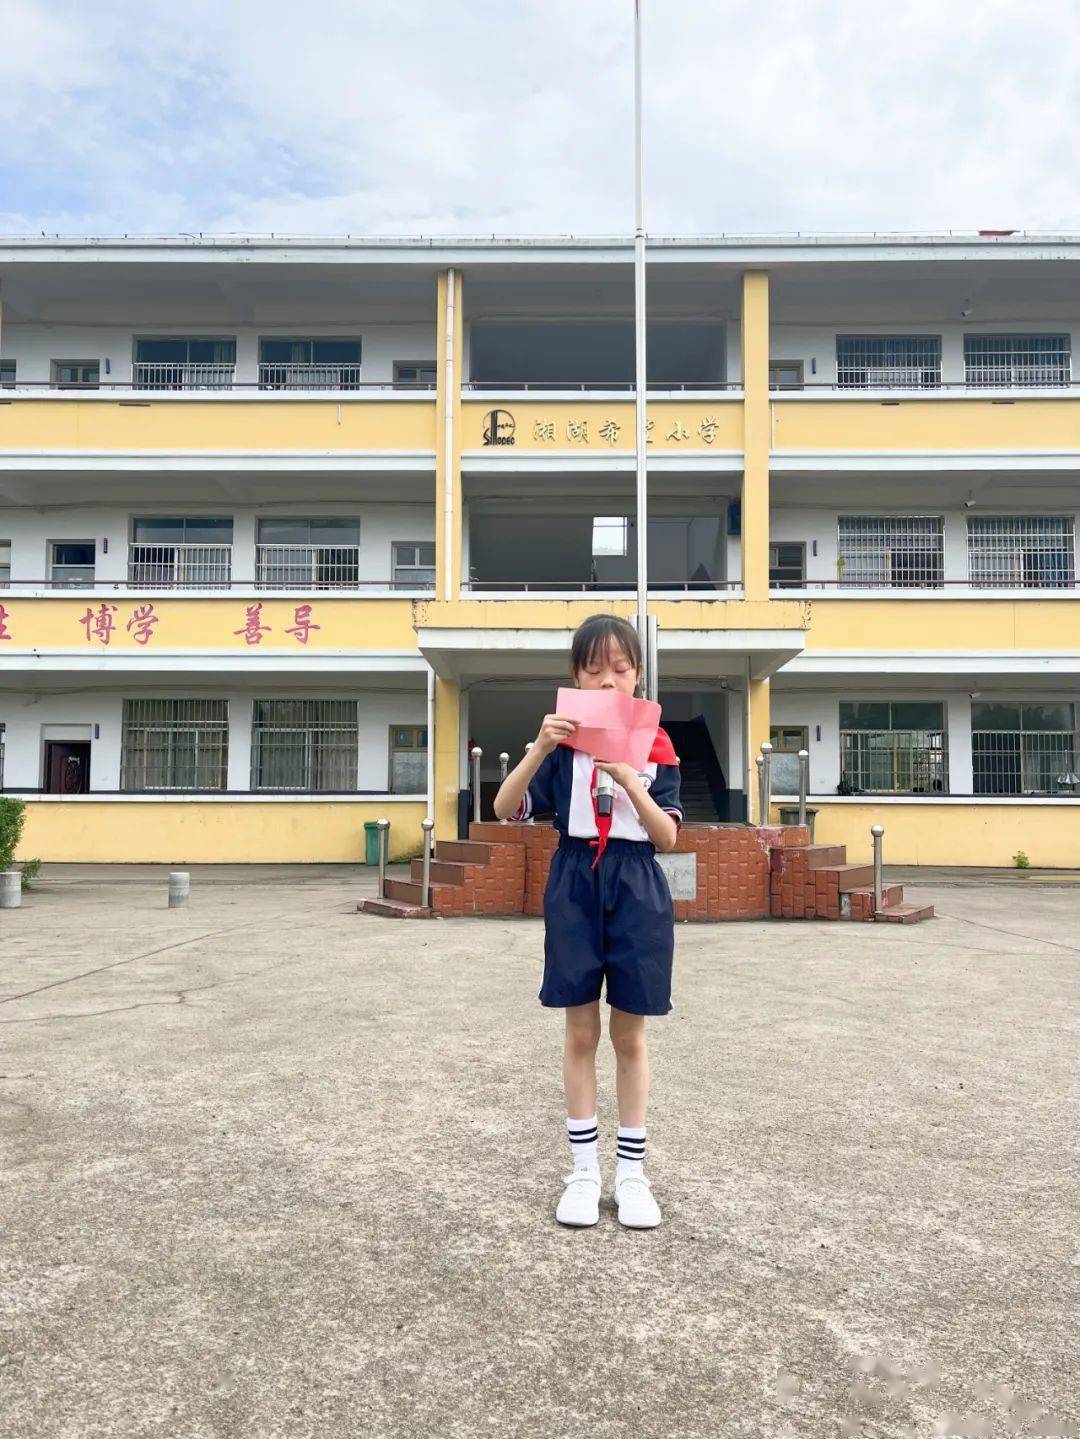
[
  {"x1": 0, "y1": 797, "x2": 27, "y2": 871},
  {"x1": 1013, "y1": 850, "x2": 1031, "y2": 869},
  {"x1": 18, "y1": 858, "x2": 43, "y2": 889}
]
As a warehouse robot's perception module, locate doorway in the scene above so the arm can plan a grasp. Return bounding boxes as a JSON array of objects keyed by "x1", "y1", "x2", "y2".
[{"x1": 44, "y1": 741, "x2": 91, "y2": 794}]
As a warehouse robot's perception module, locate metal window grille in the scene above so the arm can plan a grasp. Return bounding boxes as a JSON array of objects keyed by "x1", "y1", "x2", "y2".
[
  {"x1": 838, "y1": 517, "x2": 944, "y2": 587},
  {"x1": 391, "y1": 542, "x2": 436, "y2": 590},
  {"x1": 840, "y1": 729, "x2": 948, "y2": 794},
  {"x1": 128, "y1": 543, "x2": 233, "y2": 588},
  {"x1": 258, "y1": 363, "x2": 363, "y2": 390},
  {"x1": 121, "y1": 699, "x2": 229, "y2": 791},
  {"x1": 968, "y1": 516, "x2": 1075, "y2": 588},
  {"x1": 251, "y1": 699, "x2": 358, "y2": 791},
  {"x1": 964, "y1": 334, "x2": 1070, "y2": 388},
  {"x1": 836, "y1": 335, "x2": 941, "y2": 389},
  {"x1": 973, "y1": 704, "x2": 1080, "y2": 795},
  {"x1": 255, "y1": 544, "x2": 362, "y2": 589},
  {"x1": 132, "y1": 362, "x2": 235, "y2": 390}
]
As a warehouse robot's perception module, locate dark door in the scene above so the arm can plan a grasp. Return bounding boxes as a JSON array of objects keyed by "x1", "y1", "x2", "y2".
[{"x1": 44, "y1": 741, "x2": 91, "y2": 794}]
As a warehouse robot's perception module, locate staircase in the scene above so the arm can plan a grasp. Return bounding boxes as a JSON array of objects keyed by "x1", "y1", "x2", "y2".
[
  {"x1": 663, "y1": 717, "x2": 727, "y2": 821},
  {"x1": 769, "y1": 843, "x2": 934, "y2": 923}
]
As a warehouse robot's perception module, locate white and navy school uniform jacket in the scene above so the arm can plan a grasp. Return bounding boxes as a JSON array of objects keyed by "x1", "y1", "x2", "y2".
[{"x1": 513, "y1": 732, "x2": 683, "y2": 846}]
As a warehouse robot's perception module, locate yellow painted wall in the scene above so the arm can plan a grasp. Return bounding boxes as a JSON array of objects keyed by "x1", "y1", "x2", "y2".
[
  {"x1": 460, "y1": 400, "x2": 741, "y2": 452},
  {"x1": 773, "y1": 397, "x2": 1080, "y2": 451},
  {"x1": 433, "y1": 676, "x2": 461, "y2": 841},
  {"x1": 805, "y1": 599, "x2": 1080, "y2": 650},
  {"x1": 0, "y1": 399, "x2": 436, "y2": 452},
  {"x1": 748, "y1": 678, "x2": 770, "y2": 821},
  {"x1": 18, "y1": 801, "x2": 427, "y2": 864},
  {"x1": 774, "y1": 800, "x2": 1080, "y2": 869},
  {"x1": 1, "y1": 597, "x2": 418, "y2": 650}
]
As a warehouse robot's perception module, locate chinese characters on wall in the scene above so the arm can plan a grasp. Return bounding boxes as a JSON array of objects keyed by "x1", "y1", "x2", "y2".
[
  {"x1": 0, "y1": 602, "x2": 329, "y2": 648},
  {"x1": 480, "y1": 409, "x2": 725, "y2": 447}
]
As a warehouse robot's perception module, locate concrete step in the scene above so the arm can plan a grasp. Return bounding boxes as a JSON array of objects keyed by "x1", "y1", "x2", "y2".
[
  {"x1": 411, "y1": 858, "x2": 468, "y2": 885},
  {"x1": 357, "y1": 898, "x2": 433, "y2": 919},
  {"x1": 435, "y1": 840, "x2": 492, "y2": 865},
  {"x1": 850, "y1": 883, "x2": 904, "y2": 909},
  {"x1": 875, "y1": 901, "x2": 936, "y2": 924},
  {"x1": 818, "y1": 863, "x2": 876, "y2": 892},
  {"x1": 804, "y1": 844, "x2": 848, "y2": 870},
  {"x1": 384, "y1": 877, "x2": 428, "y2": 905}
]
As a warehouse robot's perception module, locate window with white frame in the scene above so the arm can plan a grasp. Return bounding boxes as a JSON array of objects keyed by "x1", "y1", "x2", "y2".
[
  {"x1": 837, "y1": 517, "x2": 944, "y2": 587},
  {"x1": 769, "y1": 542, "x2": 805, "y2": 588},
  {"x1": 964, "y1": 334, "x2": 1070, "y2": 388},
  {"x1": 836, "y1": 335, "x2": 941, "y2": 389},
  {"x1": 391, "y1": 542, "x2": 436, "y2": 590},
  {"x1": 972, "y1": 702, "x2": 1080, "y2": 796},
  {"x1": 49, "y1": 540, "x2": 96, "y2": 587},
  {"x1": 839, "y1": 701, "x2": 948, "y2": 795},
  {"x1": 389, "y1": 724, "x2": 427, "y2": 792},
  {"x1": 768, "y1": 360, "x2": 804, "y2": 390},
  {"x1": 256, "y1": 518, "x2": 361, "y2": 589},
  {"x1": 591, "y1": 516, "x2": 630, "y2": 557},
  {"x1": 967, "y1": 516, "x2": 1075, "y2": 588},
  {"x1": 393, "y1": 361, "x2": 437, "y2": 387},
  {"x1": 129, "y1": 516, "x2": 234, "y2": 588},
  {"x1": 250, "y1": 699, "x2": 358, "y2": 791},
  {"x1": 51, "y1": 360, "x2": 100, "y2": 388},
  {"x1": 0, "y1": 540, "x2": 10, "y2": 585},
  {"x1": 121, "y1": 699, "x2": 229, "y2": 791},
  {"x1": 133, "y1": 337, "x2": 236, "y2": 389}
]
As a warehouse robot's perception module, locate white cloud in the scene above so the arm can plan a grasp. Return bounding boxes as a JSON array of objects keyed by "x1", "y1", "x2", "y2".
[{"x1": 0, "y1": 0, "x2": 1078, "y2": 236}]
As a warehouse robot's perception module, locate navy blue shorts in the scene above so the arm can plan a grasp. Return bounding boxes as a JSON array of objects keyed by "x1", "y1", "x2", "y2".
[{"x1": 539, "y1": 835, "x2": 675, "y2": 1016}]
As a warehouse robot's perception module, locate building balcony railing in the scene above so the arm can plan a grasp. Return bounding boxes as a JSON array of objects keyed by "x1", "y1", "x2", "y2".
[
  {"x1": 462, "y1": 381, "x2": 741, "y2": 393},
  {"x1": 769, "y1": 379, "x2": 1080, "y2": 393},
  {"x1": 258, "y1": 363, "x2": 364, "y2": 391},
  {"x1": 128, "y1": 543, "x2": 233, "y2": 588},
  {"x1": 132, "y1": 363, "x2": 235, "y2": 390},
  {"x1": 0, "y1": 379, "x2": 435, "y2": 394},
  {"x1": 769, "y1": 578, "x2": 1080, "y2": 592},
  {"x1": 461, "y1": 578, "x2": 740, "y2": 593}
]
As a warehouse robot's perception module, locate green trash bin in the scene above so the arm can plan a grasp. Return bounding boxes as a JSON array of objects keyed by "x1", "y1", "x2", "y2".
[{"x1": 364, "y1": 820, "x2": 381, "y2": 866}]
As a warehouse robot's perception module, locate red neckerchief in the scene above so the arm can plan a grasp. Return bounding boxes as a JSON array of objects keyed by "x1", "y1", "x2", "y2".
[{"x1": 560, "y1": 726, "x2": 677, "y2": 869}]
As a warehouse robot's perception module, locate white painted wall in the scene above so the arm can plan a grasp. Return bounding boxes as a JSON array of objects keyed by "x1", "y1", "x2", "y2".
[
  {"x1": 0, "y1": 502, "x2": 435, "y2": 587},
  {"x1": 0, "y1": 686, "x2": 427, "y2": 792},
  {"x1": 0, "y1": 323, "x2": 436, "y2": 385}
]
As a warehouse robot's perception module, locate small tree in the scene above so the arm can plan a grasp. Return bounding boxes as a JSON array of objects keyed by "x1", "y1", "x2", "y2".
[{"x1": 0, "y1": 797, "x2": 27, "y2": 871}]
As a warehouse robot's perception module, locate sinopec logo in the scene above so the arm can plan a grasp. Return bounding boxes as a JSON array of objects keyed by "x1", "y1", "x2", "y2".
[{"x1": 482, "y1": 409, "x2": 516, "y2": 446}]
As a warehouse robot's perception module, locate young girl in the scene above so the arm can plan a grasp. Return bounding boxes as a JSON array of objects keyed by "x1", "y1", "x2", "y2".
[{"x1": 493, "y1": 614, "x2": 682, "y2": 1230}]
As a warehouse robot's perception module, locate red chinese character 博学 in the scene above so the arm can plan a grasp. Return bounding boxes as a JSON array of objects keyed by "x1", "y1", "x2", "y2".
[
  {"x1": 126, "y1": 603, "x2": 160, "y2": 646},
  {"x1": 79, "y1": 603, "x2": 118, "y2": 646}
]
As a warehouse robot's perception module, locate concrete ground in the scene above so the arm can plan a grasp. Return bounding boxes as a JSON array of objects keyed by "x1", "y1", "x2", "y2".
[{"x1": 2, "y1": 866, "x2": 1078, "y2": 1439}]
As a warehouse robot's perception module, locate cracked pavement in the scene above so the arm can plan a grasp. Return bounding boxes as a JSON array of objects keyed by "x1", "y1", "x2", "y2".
[{"x1": 1, "y1": 864, "x2": 1078, "y2": 1438}]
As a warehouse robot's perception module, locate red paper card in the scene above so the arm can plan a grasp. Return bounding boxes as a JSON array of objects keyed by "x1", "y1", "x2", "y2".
[{"x1": 554, "y1": 688, "x2": 662, "y2": 770}]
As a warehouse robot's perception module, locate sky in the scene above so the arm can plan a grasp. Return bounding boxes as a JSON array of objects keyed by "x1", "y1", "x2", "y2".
[{"x1": 2, "y1": 0, "x2": 1079, "y2": 238}]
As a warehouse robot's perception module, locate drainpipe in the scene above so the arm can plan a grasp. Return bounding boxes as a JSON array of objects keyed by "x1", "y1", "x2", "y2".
[{"x1": 442, "y1": 268, "x2": 456, "y2": 602}]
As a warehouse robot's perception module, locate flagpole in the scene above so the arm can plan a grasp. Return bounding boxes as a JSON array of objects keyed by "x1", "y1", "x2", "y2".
[{"x1": 633, "y1": 0, "x2": 651, "y2": 698}]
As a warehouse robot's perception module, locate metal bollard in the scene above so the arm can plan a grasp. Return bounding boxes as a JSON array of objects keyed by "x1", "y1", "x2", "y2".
[
  {"x1": 470, "y1": 745, "x2": 483, "y2": 824},
  {"x1": 797, "y1": 748, "x2": 809, "y2": 829},
  {"x1": 755, "y1": 754, "x2": 765, "y2": 825},
  {"x1": 759, "y1": 741, "x2": 773, "y2": 824},
  {"x1": 376, "y1": 818, "x2": 390, "y2": 900},
  {"x1": 420, "y1": 817, "x2": 434, "y2": 909},
  {"x1": 168, "y1": 871, "x2": 190, "y2": 909},
  {"x1": 871, "y1": 824, "x2": 884, "y2": 913},
  {"x1": 498, "y1": 751, "x2": 510, "y2": 824}
]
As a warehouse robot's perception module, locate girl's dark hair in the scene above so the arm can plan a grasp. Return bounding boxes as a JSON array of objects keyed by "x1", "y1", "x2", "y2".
[{"x1": 569, "y1": 614, "x2": 643, "y2": 689}]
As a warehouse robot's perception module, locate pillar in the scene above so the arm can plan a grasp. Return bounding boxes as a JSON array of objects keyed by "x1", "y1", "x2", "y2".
[
  {"x1": 435, "y1": 269, "x2": 464, "y2": 601},
  {"x1": 747, "y1": 676, "x2": 771, "y2": 823},
  {"x1": 741, "y1": 271, "x2": 771, "y2": 603},
  {"x1": 433, "y1": 675, "x2": 462, "y2": 840}
]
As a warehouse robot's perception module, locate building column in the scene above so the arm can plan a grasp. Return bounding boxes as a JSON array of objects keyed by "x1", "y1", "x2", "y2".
[
  {"x1": 228, "y1": 696, "x2": 254, "y2": 791},
  {"x1": 433, "y1": 675, "x2": 462, "y2": 840},
  {"x1": 435, "y1": 269, "x2": 464, "y2": 601},
  {"x1": 741, "y1": 270, "x2": 771, "y2": 603},
  {"x1": 947, "y1": 693, "x2": 974, "y2": 796},
  {"x1": 747, "y1": 675, "x2": 771, "y2": 822}
]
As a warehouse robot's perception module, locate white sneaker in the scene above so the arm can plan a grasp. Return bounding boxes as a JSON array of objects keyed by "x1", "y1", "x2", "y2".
[
  {"x1": 555, "y1": 1167, "x2": 602, "y2": 1227},
  {"x1": 614, "y1": 1172, "x2": 662, "y2": 1228}
]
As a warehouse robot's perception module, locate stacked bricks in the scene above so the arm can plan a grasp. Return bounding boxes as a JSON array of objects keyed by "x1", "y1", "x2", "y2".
[
  {"x1": 769, "y1": 845, "x2": 894, "y2": 921},
  {"x1": 387, "y1": 836, "x2": 525, "y2": 916}
]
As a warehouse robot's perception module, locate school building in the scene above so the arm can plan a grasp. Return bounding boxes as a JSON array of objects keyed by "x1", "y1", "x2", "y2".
[{"x1": 1, "y1": 233, "x2": 1078, "y2": 868}]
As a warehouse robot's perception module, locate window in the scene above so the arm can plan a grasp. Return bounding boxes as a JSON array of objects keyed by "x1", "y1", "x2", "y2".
[
  {"x1": 769, "y1": 542, "x2": 805, "y2": 588},
  {"x1": 0, "y1": 540, "x2": 10, "y2": 585},
  {"x1": 592, "y1": 516, "x2": 629, "y2": 558},
  {"x1": 133, "y1": 338, "x2": 236, "y2": 389},
  {"x1": 964, "y1": 334, "x2": 1070, "y2": 388},
  {"x1": 121, "y1": 699, "x2": 229, "y2": 791},
  {"x1": 968, "y1": 516, "x2": 1074, "y2": 588},
  {"x1": 256, "y1": 518, "x2": 361, "y2": 588},
  {"x1": 251, "y1": 699, "x2": 358, "y2": 790},
  {"x1": 836, "y1": 336, "x2": 941, "y2": 389},
  {"x1": 392, "y1": 542, "x2": 436, "y2": 590},
  {"x1": 258, "y1": 339, "x2": 362, "y2": 390},
  {"x1": 393, "y1": 361, "x2": 437, "y2": 387},
  {"x1": 49, "y1": 540, "x2": 95, "y2": 587},
  {"x1": 972, "y1": 702, "x2": 1080, "y2": 796},
  {"x1": 51, "y1": 361, "x2": 99, "y2": 389},
  {"x1": 769, "y1": 360, "x2": 804, "y2": 390},
  {"x1": 390, "y1": 724, "x2": 427, "y2": 793},
  {"x1": 770, "y1": 725, "x2": 808, "y2": 792},
  {"x1": 839, "y1": 701, "x2": 947, "y2": 795},
  {"x1": 838, "y1": 517, "x2": 943, "y2": 588},
  {"x1": 129, "y1": 517, "x2": 234, "y2": 588},
  {"x1": 0, "y1": 361, "x2": 14, "y2": 388}
]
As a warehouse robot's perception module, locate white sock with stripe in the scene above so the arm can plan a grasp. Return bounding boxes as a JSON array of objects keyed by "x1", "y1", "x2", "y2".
[
  {"x1": 566, "y1": 1114, "x2": 599, "y2": 1172},
  {"x1": 616, "y1": 1123, "x2": 646, "y2": 1181}
]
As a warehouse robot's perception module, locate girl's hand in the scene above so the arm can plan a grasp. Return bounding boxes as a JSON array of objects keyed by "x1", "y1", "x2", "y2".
[
  {"x1": 536, "y1": 714, "x2": 578, "y2": 756},
  {"x1": 593, "y1": 760, "x2": 640, "y2": 792}
]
